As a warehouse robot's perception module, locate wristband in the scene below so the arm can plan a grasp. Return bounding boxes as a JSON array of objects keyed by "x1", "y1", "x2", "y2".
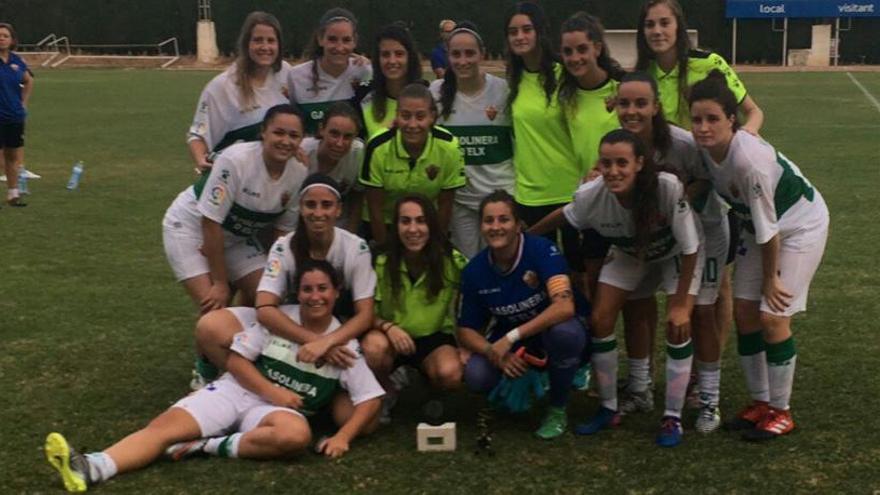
[{"x1": 505, "y1": 327, "x2": 521, "y2": 344}]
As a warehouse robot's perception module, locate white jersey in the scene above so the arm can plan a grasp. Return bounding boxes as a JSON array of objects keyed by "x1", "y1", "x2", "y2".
[
  {"x1": 288, "y1": 60, "x2": 372, "y2": 134},
  {"x1": 258, "y1": 227, "x2": 376, "y2": 302},
  {"x1": 188, "y1": 62, "x2": 292, "y2": 152},
  {"x1": 301, "y1": 137, "x2": 365, "y2": 197},
  {"x1": 699, "y1": 131, "x2": 828, "y2": 245},
  {"x1": 657, "y1": 125, "x2": 727, "y2": 228},
  {"x1": 564, "y1": 171, "x2": 701, "y2": 262},
  {"x1": 195, "y1": 141, "x2": 308, "y2": 238},
  {"x1": 231, "y1": 305, "x2": 384, "y2": 415},
  {"x1": 430, "y1": 74, "x2": 515, "y2": 210}
]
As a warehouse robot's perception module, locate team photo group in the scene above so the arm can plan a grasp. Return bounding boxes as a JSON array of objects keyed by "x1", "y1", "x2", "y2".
[{"x1": 30, "y1": 0, "x2": 830, "y2": 492}]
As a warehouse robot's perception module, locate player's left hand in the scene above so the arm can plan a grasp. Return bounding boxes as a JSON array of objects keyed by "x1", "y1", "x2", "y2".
[
  {"x1": 318, "y1": 435, "x2": 350, "y2": 458},
  {"x1": 325, "y1": 345, "x2": 357, "y2": 368},
  {"x1": 490, "y1": 338, "x2": 513, "y2": 363},
  {"x1": 350, "y1": 54, "x2": 370, "y2": 67},
  {"x1": 294, "y1": 146, "x2": 309, "y2": 166},
  {"x1": 298, "y1": 338, "x2": 332, "y2": 363},
  {"x1": 763, "y1": 273, "x2": 792, "y2": 313},
  {"x1": 501, "y1": 352, "x2": 528, "y2": 378}
]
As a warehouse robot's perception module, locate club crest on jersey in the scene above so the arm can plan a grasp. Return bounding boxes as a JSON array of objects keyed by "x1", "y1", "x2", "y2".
[
  {"x1": 485, "y1": 105, "x2": 498, "y2": 121},
  {"x1": 426, "y1": 164, "x2": 439, "y2": 181},
  {"x1": 751, "y1": 183, "x2": 763, "y2": 198},
  {"x1": 522, "y1": 270, "x2": 539, "y2": 289},
  {"x1": 677, "y1": 197, "x2": 689, "y2": 213},
  {"x1": 219, "y1": 169, "x2": 230, "y2": 183},
  {"x1": 208, "y1": 185, "x2": 226, "y2": 206},
  {"x1": 281, "y1": 191, "x2": 291, "y2": 207},
  {"x1": 10, "y1": 63, "x2": 20, "y2": 72},
  {"x1": 281, "y1": 85, "x2": 289, "y2": 99}
]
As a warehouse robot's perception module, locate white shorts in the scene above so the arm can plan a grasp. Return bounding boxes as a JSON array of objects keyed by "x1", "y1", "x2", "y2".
[
  {"x1": 225, "y1": 306, "x2": 258, "y2": 330},
  {"x1": 172, "y1": 375, "x2": 303, "y2": 438},
  {"x1": 450, "y1": 203, "x2": 484, "y2": 259},
  {"x1": 733, "y1": 226, "x2": 828, "y2": 317},
  {"x1": 695, "y1": 220, "x2": 730, "y2": 306},
  {"x1": 599, "y1": 245, "x2": 705, "y2": 300},
  {"x1": 162, "y1": 209, "x2": 266, "y2": 283}
]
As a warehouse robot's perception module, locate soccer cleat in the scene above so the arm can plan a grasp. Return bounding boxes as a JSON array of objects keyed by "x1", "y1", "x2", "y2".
[
  {"x1": 574, "y1": 407, "x2": 620, "y2": 435},
  {"x1": 45, "y1": 433, "x2": 90, "y2": 493},
  {"x1": 742, "y1": 407, "x2": 795, "y2": 442},
  {"x1": 724, "y1": 401, "x2": 770, "y2": 431},
  {"x1": 379, "y1": 389, "x2": 399, "y2": 425},
  {"x1": 656, "y1": 416, "x2": 684, "y2": 448},
  {"x1": 619, "y1": 388, "x2": 654, "y2": 415},
  {"x1": 7, "y1": 195, "x2": 26, "y2": 207},
  {"x1": 571, "y1": 362, "x2": 592, "y2": 391},
  {"x1": 535, "y1": 406, "x2": 568, "y2": 440},
  {"x1": 695, "y1": 404, "x2": 722, "y2": 433},
  {"x1": 164, "y1": 439, "x2": 209, "y2": 461}
]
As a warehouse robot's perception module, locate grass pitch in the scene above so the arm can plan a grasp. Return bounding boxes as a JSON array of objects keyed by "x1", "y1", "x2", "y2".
[{"x1": 2, "y1": 69, "x2": 879, "y2": 494}]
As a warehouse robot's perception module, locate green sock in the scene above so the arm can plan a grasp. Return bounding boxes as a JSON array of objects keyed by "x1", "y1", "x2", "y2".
[{"x1": 195, "y1": 355, "x2": 219, "y2": 381}]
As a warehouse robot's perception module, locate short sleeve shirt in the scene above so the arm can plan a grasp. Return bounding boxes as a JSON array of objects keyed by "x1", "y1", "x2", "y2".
[
  {"x1": 359, "y1": 127, "x2": 466, "y2": 224},
  {"x1": 567, "y1": 77, "x2": 621, "y2": 173},
  {"x1": 288, "y1": 60, "x2": 372, "y2": 135},
  {"x1": 0, "y1": 52, "x2": 29, "y2": 123}
]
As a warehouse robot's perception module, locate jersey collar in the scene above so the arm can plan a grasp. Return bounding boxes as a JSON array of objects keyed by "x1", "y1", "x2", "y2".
[{"x1": 488, "y1": 233, "x2": 524, "y2": 276}]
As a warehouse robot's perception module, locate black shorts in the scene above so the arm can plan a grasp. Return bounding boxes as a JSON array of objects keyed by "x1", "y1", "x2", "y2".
[
  {"x1": 726, "y1": 211, "x2": 741, "y2": 265},
  {"x1": 395, "y1": 331, "x2": 457, "y2": 369},
  {"x1": 516, "y1": 202, "x2": 582, "y2": 271},
  {"x1": 580, "y1": 228, "x2": 611, "y2": 260},
  {"x1": 0, "y1": 121, "x2": 24, "y2": 148}
]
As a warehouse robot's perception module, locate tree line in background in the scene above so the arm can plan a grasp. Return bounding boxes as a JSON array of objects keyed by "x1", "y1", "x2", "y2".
[{"x1": 4, "y1": 0, "x2": 879, "y2": 64}]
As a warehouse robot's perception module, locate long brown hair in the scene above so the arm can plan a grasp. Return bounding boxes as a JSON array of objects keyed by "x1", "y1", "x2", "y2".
[
  {"x1": 635, "y1": 0, "x2": 692, "y2": 123},
  {"x1": 371, "y1": 23, "x2": 422, "y2": 124},
  {"x1": 558, "y1": 12, "x2": 625, "y2": 118},
  {"x1": 504, "y1": 1, "x2": 559, "y2": 109},
  {"x1": 385, "y1": 195, "x2": 453, "y2": 304},
  {"x1": 438, "y1": 21, "x2": 484, "y2": 120},
  {"x1": 234, "y1": 12, "x2": 283, "y2": 106},
  {"x1": 305, "y1": 8, "x2": 358, "y2": 94}
]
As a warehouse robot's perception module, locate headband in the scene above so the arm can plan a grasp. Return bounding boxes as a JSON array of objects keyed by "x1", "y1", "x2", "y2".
[
  {"x1": 448, "y1": 27, "x2": 484, "y2": 48},
  {"x1": 323, "y1": 16, "x2": 353, "y2": 26},
  {"x1": 300, "y1": 182, "x2": 341, "y2": 199}
]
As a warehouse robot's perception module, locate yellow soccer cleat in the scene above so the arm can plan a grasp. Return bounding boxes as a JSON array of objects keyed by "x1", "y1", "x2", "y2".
[{"x1": 44, "y1": 432, "x2": 89, "y2": 493}]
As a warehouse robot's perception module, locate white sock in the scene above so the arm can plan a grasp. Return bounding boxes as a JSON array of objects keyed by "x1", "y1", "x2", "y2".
[
  {"x1": 591, "y1": 336, "x2": 618, "y2": 411},
  {"x1": 737, "y1": 332, "x2": 770, "y2": 402},
  {"x1": 664, "y1": 339, "x2": 694, "y2": 418},
  {"x1": 203, "y1": 433, "x2": 242, "y2": 458},
  {"x1": 627, "y1": 357, "x2": 650, "y2": 393},
  {"x1": 696, "y1": 360, "x2": 721, "y2": 408},
  {"x1": 766, "y1": 337, "x2": 798, "y2": 410},
  {"x1": 84, "y1": 452, "x2": 117, "y2": 483},
  {"x1": 7, "y1": 187, "x2": 19, "y2": 199}
]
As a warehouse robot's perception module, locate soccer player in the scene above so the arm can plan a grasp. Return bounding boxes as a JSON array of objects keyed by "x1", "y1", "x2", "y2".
[
  {"x1": 457, "y1": 190, "x2": 589, "y2": 440},
  {"x1": 187, "y1": 12, "x2": 289, "y2": 174},
  {"x1": 354, "y1": 23, "x2": 423, "y2": 139},
  {"x1": 430, "y1": 21, "x2": 514, "y2": 258},
  {"x1": 300, "y1": 102, "x2": 366, "y2": 231},
  {"x1": 504, "y1": 2, "x2": 581, "y2": 269},
  {"x1": 361, "y1": 195, "x2": 466, "y2": 422},
  {"x1": 288, "y1": 8, "x2": 371, "y2": 135},
  {"x1": 193, "y1": 174, "x2": 376, "y2": 386},
  {"x1": 689, "y1": 72, "x2": 829, "y2": 441},
  {"x1": 531, "y1": 129, "x2": 703, "y2": 447},
  {"x1": 614, "y1": 72, "x2": 728, "y2": 433},
  {"x1": 44, "y1": 261, "x2": 384, "y2": 493},
  {"x1": 360, "y1": 83, "x2": 465, "y2": 247},
  {"x1": 163, "y1": 104, "x2": 308, "y2": 315},
  {"x1": 0, "y1": 22, "x2": 33, "y2": 207}
]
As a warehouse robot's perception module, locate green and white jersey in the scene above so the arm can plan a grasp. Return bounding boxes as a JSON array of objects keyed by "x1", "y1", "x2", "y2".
[
  {"x1": 301, "y1": 136, "x2": 366, "y2": 230},
  {"x1": 288, "y1": 60, "x2": 372, "y2": 135},
  {"x1": 230, "y1": 305, "x2": 384, "y2": 416},
  {"x1": 258, "y1": 227, "x2": 376, "y2": 302},
  {"x1": 699, "y1": 131, "x2": 828, "y2": 245},
  {"x1": 196, "y1": 141, "x2": 308, "y2": 238},
  {"x1": 188, "y1": 62, "x2": 292, "y2": 152},
  {"x1": 563, "y1": 172, "x2": 701, "y2": 262},
  {"x1": 511, "y1": 63, "x2": 580, "y2": 206},
  {"x1": 358, "y1": 89, "x2": 397, "y2": 140},
  {"x1": 649, "y1": 50, "x2": 747, "y2": 128},
  {"x1": 566, "y1": 76, "x2": 620, "y2": 173},
  {"x1": 430, "y1": 74, "x2": 515, "y2": 210},
  {"x1": 657, "y1": 125, "x2": 726, "y2": 228}
]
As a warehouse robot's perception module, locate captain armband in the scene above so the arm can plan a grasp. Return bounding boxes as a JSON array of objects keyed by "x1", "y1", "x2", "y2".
[{"x1": 547, "y1": 275, "x2": 572, "y2": 299}]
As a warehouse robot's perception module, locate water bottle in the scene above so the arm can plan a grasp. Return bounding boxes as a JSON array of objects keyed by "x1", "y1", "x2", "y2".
[
  {"x1": 67, "y1": 161, "x2": 84, "y2": 190},
  {"x1": 18, "y1": 167, "x2": 28, "y2": 195}
]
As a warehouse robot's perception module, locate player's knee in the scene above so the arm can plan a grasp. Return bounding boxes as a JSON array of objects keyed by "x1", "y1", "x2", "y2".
[
  {"x1": 195, "y1": 310, "x2": 236, "y2": 348},
  {"x1": 273, "y1": 426, "x2": 311, "y2": 454},
  {"x1": 463, "y1": 355, "x2": 499, "y2": 393},
  {"x1": 544, "y1": 319, "x2": 586, "y2": 358},
  {"x1": 430, "y1": 359, "x2": 463, "y2": 390},
  {"x1": 590, "y1": 311, "x2": 616, "y2": 338},
  {"x1": 360, "y1": 330, "x2": 391, "y2": 367}
]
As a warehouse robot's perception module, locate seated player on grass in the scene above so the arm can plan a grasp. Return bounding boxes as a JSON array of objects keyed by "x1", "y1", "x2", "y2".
[{"x1": 44, "y1": 261, "x2": 383, "y2": 493}]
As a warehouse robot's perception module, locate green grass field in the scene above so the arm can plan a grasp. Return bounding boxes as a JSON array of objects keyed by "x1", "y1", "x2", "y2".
[{"x1": 2, "y1": 69, "x2": 879, "y2": 494}]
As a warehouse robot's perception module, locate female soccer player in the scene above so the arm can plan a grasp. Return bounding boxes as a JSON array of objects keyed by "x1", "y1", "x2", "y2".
[
  {"x1": 163, "y1": 104, "x2": 308, "y2": 315},
  {"x1": 289, "y1": 8, "x2": 371, "y2": 135},
  {"x1": 614, "y1": 72, "x2": 729, "y2": 433},
  {"x1": 300, "y1": 102, "x2": 366, "y2": 231},
  {"x1": 430, "y1": 21, "x2": 514, "y2": 258},
  {"x1": 360, "y1": 83, "x2": 465, "y2": 247},
  {"x1": 0, "y1": 22, "x2": 33, "y2": 207},
  {"x1": 532, "y1": 129, "x2": 703, "y2": 447},
  {"x1": 44, "y1": 261, "x2": 384, "y2": 493},
  {"x1": 193, "y1": 174, "x2": 376, "y2": 385},
  {"x1": 504, "y1": 2, "x2": 581, "y2": 268},
  {"x1": 361, "y1": 196, "x2": 466, "y2": 413},
  {"x1": 457, "y1": 190, "x2": 588, "y2": 440},
  {"x1": 187, "y1": 12, "x2": 289, "y2": 174},
  {"x1": 636, "y1": 0, "x2": 763, "y2": 134},
  {"x1": 689, "y1": 72, "x2": 829, "y2": 441},
  {"x1": 355, "y1": 23, "x2": 423, "y2": 139}
]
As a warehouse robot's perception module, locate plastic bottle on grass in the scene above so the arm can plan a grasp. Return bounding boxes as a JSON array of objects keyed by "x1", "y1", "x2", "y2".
[
  {"x1": 18, "y1": 166, "x2": 28, "y2": 195},
  {"x1": 67, "y1": 161, "x2": 84, "y2": 190}
]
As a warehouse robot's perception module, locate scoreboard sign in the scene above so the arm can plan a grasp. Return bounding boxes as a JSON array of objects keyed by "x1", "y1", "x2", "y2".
[{"x1": 726, "y1": 0, "x2": 879, "y2": 17}]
